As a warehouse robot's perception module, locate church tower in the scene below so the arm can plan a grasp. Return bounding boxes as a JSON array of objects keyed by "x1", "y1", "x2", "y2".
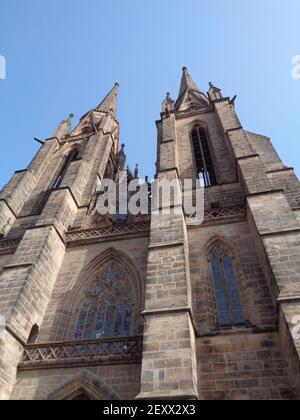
[
  {"x1": 138, "y1": 67, "x2": 300, "y2": 400},
  {"x1": 0, "y1": 69, "x2": 300, "y2": 400}
]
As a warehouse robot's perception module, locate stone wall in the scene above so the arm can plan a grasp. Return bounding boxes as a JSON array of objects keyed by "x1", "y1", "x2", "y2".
[
  {"x1": 197, "y1": 332, "x2": 298, "y2": 400},
  {"x1": 11, "y1": 364, "x2": 142, "y2": 400}
]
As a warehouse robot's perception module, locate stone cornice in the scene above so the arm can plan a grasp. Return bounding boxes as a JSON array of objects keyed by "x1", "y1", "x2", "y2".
[
  {"x1": 211, "y1": 96, "x2": 231, "y2": 104},
  {"x1": 266, "y1": 167, "x2": 295, "y2": 174},
  {"x1": 261, "y1": 227, "x2": 300, "y2": 238},
  {"x1": 226, "y1": 126, "x2": 243, "y2": 133}
]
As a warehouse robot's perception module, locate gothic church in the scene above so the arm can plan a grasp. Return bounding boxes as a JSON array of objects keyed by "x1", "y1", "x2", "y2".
[{"x1": 0, "y1": 68, "x2": 300, "y2": 400}]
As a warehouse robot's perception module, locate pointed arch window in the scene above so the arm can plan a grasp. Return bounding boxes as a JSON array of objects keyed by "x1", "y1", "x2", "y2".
[
  {"x1": 192, "y1": 126, "x2": 216, "y2": 187},
  {"x1": 209, "y1": 244, "x2": 245, "y2": 329},
  {"x1": 74, "y1": 262, "x2": 134, "y2": 340},
  {"x1": 52, "y1": 149, "x2": 79, "y2": 190}
]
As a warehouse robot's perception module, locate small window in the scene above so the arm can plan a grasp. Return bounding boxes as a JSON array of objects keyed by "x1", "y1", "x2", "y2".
[
  {"x1": 209, "y1": 245, "x2": 245, "y2": 329},
  {"x1": 192, "y1": 127, "x2": 217, "y2": 187}
]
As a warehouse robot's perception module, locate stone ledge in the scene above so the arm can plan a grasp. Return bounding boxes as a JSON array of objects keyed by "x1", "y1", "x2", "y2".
[
  {"x1": 266, "y1": 167, "x2": 295, "y2": 174},
  {"x1": 3, "y1": 263, "x2": 34, "y2": 271},
  {"x1": 261, "y1": 228, "x2": 300, "y2": 238},
  {"x1": 160, "y1": 138, "x2": 175, "y2": 144},
  {"x1": 136, "y1": 389, "x2": 198, "y2": 400},
  {"x1": 237, "y1": 154, "x2": 260, "y2": 161},
  {"x1": 5, "y1": 325, "x2": 26, "y2": 347},
  {"x1": 142, "y1": 306, "x2": 191, "y2": 316},
  {"x1": 148, "y1": 241, "x2": 184, "y2": 250},
  {"x1": 246, "y1": 189, "x2": 284, "y2": 198},
  {"x1": 226, "y1": 126, "x2": 243, "y2": 133},
  {"x1": 277, "y1": 294, "x2": 300, "y2": 304},
  {"x1": 197, "y1": 326, "x2": 277, "y2": 338}
]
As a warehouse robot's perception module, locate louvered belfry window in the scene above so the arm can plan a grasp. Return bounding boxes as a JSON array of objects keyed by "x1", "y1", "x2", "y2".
[{"x1": 192, "y1": 126, "x2": 217, "y2": 187}]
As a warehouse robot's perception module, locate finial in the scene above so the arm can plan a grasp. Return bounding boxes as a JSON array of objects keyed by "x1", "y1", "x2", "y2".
[
  {"x1": 118, "y1": 144, "x2": 126, "y2": 171},
  {"x1": 115, "y1": 81, "x2": 120, "y2": 87},
  {"x1": 69, "y1": 113, "x2": 74, "y2": 119},
  {"x1": 134, "y1": 163, "x2": 139, "y2": 179},
  {"x1": 209, "y1": 82, "x2": 221, "y2": 92},
  {"x1": 182, "y1": 66, "x2": 188, "y2": 71}
]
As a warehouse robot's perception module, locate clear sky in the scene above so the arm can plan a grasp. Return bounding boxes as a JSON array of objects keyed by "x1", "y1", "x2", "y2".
[{"x1": 0, "y1": 0, "x2": 299, "y2": 188}]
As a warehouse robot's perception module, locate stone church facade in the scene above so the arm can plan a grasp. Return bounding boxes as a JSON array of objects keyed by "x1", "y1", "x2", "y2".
[{"x1": 0, "y1": 68, "x2": 300, "y2": 400}]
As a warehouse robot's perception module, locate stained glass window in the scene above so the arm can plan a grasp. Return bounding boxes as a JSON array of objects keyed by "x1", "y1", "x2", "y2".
[
  {"x1": 210, "y1": 245, "x2": 245, "y2": 329},
  {"x1": 74, "y1": 262, "x2": 134, "y2": 340}
]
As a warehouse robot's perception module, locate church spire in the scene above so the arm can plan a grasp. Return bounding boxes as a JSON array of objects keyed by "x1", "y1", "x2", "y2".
[
  {"x1": 178, "y1": 67, "x2": 203, "y2": 99},
  {"x1": 72, "y1": 83, "x2": 119, "y2": 136},
  {"x1": 175, "y1": 67, "x2": 209, "y2": 111},
  {"x1": 95, "y1": 82, "x2": 119, "y2": 116}
]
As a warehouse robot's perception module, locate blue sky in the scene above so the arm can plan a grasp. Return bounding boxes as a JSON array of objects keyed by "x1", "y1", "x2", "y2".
[{"x1": 0, "y1": 0, "x2": 299, "y2": 188}]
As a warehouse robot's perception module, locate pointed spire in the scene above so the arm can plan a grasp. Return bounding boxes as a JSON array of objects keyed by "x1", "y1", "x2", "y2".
[
  {"x1": 178, "y1": 67, "x2": 203, "y2": 99},
  {"x1": 175, "y1": 67, "x2": 209, "y2": 111},
  {"x1": 95, "y1": 82, "x2": 119, "y2": 116}
]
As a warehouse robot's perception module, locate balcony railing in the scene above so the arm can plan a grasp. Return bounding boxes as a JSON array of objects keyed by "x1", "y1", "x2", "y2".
[
  {"x1": 204, "y1": 206, "x2": 246, "y2": 221},
  {"x1": 0, "y1": 238, "x2": 20, "y2": 252},
  {"x1": 66, "y1": 221, "x2": 151, "y2": 244},
  {"x1": 19, "y1": 336, "x2": 143, "y2": 371}
]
